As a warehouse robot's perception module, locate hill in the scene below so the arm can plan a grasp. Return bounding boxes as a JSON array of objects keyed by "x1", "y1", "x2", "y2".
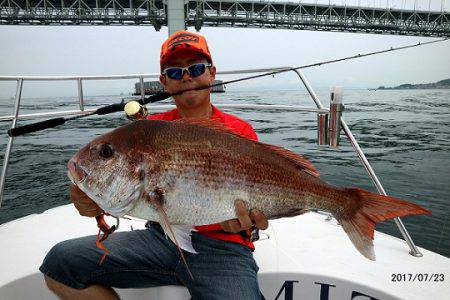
[{"x1": 377, "y1": 78, "x2": 450, "y2": 90}]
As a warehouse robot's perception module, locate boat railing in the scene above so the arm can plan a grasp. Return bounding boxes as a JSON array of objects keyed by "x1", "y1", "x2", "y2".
[{"x1": 0, "y1": 67, "x2": 423, "y2": 257}]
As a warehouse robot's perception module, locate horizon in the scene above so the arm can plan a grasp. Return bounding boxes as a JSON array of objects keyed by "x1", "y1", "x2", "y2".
[
  {"x1": 1, "y1": 81, "x2": 450, "y2": 101},
  {"x1": 1, "y1": 75, "x2": 449, "y2": 101},
  {"x1": 2, "y1": 82, "x2": 450, "y2": 102}
]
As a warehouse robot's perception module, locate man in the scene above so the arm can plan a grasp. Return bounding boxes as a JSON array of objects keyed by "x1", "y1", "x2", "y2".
[{"x1": 40, "y1": 30, "x2": 268, "y2": 300}]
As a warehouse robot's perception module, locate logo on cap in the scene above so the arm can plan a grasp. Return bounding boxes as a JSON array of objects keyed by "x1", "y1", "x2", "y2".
[{"x1": 168, "y1": 33, "x2": 199, "y2": 49}]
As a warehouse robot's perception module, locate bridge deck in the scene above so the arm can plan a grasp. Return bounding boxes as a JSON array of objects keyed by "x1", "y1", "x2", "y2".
[{"x1": 1, "y1": 0, "x2": 449, "y2": 37}]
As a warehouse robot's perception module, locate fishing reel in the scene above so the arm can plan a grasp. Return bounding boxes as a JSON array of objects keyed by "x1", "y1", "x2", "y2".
[{"x1": 124, "y1": 100, "x2": 148, "y2": 121}]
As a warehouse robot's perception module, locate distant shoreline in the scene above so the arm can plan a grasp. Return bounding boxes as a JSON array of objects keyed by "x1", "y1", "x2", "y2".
[{"x1": 373, "y1": 78, "x2": 450, "y2": 90}]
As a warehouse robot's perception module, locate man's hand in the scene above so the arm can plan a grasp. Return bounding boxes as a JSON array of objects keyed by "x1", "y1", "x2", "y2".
[
  {"x1": 70, "y1": 184, "x2": 102, "y2": 217},
  {"x1": 220, "y1": 200, "x2": 269, "y2": 233}
]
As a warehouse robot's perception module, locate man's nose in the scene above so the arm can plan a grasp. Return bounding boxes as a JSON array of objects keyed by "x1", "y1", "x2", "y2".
[{"x1": 181, "y1": 69, "x2": 192, "y2": 81}]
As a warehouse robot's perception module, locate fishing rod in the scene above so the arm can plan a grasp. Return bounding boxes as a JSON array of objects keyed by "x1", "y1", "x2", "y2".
[{"x1": 7, "y1": 37, "x2": 448, "y2": 137}]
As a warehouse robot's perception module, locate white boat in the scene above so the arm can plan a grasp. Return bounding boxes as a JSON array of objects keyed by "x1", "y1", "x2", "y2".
[
  {"x1": 1, "y1": 205, "x2": 449, "y2": 299},
  {"x1": 1, "y1": 68, "x2": 449, "y2": 300}
]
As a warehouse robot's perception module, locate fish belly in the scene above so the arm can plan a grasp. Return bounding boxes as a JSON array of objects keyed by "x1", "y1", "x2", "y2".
[{"x1": 160, "y1": 174, "x2": 316, "y2": 225}]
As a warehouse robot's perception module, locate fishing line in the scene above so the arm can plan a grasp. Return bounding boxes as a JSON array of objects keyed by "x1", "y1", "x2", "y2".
[
  {"x1": 7, "y1": 37, "x2": 448, "y2": 137},
  {"x1": 205, "y1": 38, "x2": 448, "y2": 91}
]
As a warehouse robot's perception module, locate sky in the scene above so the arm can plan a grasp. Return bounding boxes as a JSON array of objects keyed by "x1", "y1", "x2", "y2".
[{"x1": 0, "y1": 0, "x2": 449, "y2": 98}]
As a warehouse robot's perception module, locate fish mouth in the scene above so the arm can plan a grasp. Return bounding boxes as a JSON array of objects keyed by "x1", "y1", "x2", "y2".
[{"x1": 67, "y1": 159, "x2": 87, "y2": 184}]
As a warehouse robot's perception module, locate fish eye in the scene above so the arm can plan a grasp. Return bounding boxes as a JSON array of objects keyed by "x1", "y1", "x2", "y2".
[{"x1": 99, "y1": 143, "x2": 114, "y2": 159}]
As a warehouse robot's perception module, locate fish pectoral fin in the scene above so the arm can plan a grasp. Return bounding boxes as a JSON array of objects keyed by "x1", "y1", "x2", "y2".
[
  {"x1": 159, "y1": 222, "x2": 198, "y2": 254},
  {"x1": 152, "y1": 195, "x2": 197, "y2": 253},
  {"x1": 147, "y1": 188, "x2": 196, "y2": 251},
  {"x1": 155, "y1": 204, "x2": 196, "y2": 279},
  {"x1": 146, "y1": 186, "x2": 197, "y2": 283}
]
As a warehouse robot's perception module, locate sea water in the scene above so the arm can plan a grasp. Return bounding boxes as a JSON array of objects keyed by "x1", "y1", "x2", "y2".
[{"x1": 0, "y1": 88, "x2": 449, "y2": 258}]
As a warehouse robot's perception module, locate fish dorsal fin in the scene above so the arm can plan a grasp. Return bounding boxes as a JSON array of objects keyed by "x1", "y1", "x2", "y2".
[
  {"x1": 175, "y1": 117, "x2": 237, "y2": 135},
  {"x1": 176, "y1": 118, "x2": 320, "y2": 177},
  {"x1": 262, "y1": 143, "x2": 320, "y2": 177}
]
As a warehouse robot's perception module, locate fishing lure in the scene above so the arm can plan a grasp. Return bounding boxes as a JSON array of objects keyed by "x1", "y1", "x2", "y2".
[{"x1": 95, "y1": 212, "x2": 119, "y2": 265}]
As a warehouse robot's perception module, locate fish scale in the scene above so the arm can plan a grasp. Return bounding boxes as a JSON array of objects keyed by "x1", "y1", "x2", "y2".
[{"x1": 153, "y1": 148, "x2": 304, "y2": 223}]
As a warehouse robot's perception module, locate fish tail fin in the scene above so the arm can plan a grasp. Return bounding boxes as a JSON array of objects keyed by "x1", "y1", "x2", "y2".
[{"x1": 336, "y1": 188, "x2": 431, "y2": 261}]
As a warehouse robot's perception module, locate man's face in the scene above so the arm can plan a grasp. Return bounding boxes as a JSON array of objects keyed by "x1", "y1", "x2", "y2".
[{"x1": 160, "y1": 52, "x2": 216, "y2": 110}]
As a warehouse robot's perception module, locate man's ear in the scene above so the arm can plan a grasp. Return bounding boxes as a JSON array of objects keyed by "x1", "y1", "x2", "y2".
[
  {"x1": 160, "y1": 74, "x2": 167, "y2": 89},
  {"x1": 209, "y1": 65, "x2": 216, "y2": 83}
]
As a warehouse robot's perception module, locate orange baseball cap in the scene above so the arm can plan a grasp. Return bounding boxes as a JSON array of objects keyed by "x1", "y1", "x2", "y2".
[{"x1": 160, "y1": 30, "x2": 213, "y2": 71}]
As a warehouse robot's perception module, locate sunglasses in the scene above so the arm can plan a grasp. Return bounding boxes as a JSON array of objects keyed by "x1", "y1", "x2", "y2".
[{"x1": 162, "y1": 63, "x2": 211, "y2": 80}]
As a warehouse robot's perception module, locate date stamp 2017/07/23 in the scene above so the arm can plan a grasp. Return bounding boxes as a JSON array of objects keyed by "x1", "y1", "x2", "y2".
[{"x1": 391, "y1": 273, "x2": 445, "y2": 282}]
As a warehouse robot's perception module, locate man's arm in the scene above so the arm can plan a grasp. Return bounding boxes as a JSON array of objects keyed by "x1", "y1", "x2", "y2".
[{"x1": 241, "y1": 124, "x2": 258, "y2": 141}]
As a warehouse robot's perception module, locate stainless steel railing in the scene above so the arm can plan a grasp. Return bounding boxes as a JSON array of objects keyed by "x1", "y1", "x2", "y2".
[
  {"x1": 0, "y1": 67, "x2": 423, "y2": 257},
  {"x1": 293, "y1": 69, "x2": 423, "y2": 257}
]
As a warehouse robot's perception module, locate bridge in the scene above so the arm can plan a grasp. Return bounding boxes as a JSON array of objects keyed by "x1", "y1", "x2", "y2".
[{"x1": 1, "y1": 0, "x2": 449, "y2": 37}]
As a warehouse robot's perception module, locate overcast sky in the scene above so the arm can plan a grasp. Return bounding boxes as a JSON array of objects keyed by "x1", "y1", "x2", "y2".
[{"x1": 0, "y1": 0, "x2": 449, "y2": 98}]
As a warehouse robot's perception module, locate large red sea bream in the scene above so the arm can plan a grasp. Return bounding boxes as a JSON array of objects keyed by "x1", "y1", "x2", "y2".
[{"x1": 67, "y1": 119, "x2": 430, "y2": 260}]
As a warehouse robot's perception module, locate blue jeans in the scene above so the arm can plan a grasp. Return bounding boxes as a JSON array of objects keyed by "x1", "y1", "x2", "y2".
[{"x1": 40, "y1": 223, "x2": 261, "y2": 299}]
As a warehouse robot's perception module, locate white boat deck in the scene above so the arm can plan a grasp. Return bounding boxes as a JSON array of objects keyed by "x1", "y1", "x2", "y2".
[{"x1": 1, "y1": 204, "x2": 449, "y2": 299}]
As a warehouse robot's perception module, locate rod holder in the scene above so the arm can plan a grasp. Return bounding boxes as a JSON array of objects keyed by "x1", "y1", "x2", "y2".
[
  {"x1": 329, "y1": 86, "x2": 344, "y2": 148},
  {"x1": 317, "y1": 113, "x2": 329, "y2": 146}
]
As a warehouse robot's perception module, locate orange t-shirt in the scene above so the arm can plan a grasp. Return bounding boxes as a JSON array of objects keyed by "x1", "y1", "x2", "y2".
[{"x1": 147, "y1": 105, "x2": 258, "y2": 249}]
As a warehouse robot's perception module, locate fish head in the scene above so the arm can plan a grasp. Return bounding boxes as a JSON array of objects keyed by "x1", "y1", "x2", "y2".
[{"x1": 68, "y1": 124, "x2": 150, "y2": 217}]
